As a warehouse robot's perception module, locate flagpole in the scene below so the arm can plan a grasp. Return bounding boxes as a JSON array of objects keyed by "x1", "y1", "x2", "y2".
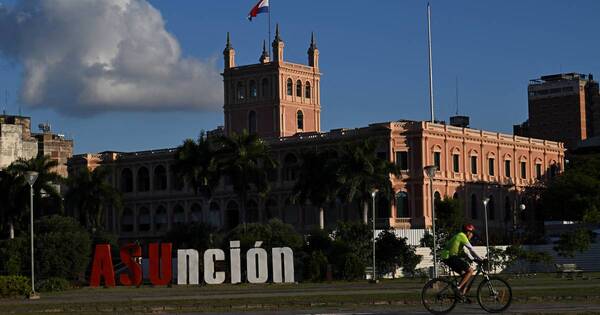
[
  {"x1": 427, "y1": 2, "x2": 435, "y2": 123},
  {"x1": 268, "y1": 0, "x2": 271, "y2": 48}
]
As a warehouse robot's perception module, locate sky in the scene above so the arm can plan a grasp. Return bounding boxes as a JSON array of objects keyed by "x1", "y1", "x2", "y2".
[{"x1": 0, "y1": 0, "x2": 599, "y2": 154}]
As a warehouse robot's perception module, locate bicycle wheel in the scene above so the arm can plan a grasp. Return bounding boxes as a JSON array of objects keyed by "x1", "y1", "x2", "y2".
[
  {"x1": 421, "y1": 278, "x2": 458, "y2": 314},
  {"x1": 477, "y1": 276, "x2": 512, "y2": 313}
]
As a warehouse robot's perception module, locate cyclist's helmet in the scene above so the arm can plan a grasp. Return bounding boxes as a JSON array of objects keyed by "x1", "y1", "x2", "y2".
[{"x1": 462, "y1": 223, "x2": 476, "y2": 233}]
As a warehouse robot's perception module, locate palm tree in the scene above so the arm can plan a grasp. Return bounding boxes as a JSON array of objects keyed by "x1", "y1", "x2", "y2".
[
  {"x1": 335, "y1": 139, "x2": 401, "y2": 224},
  {"x1": 64, "y1": 166, "x2": 123, "y2": 231},
  {"x1": 9, "y1": 155, "x2": 64, "y2": 217},
  {"x1": 292, "y1": 149, "x2": 340, "y2": 229},
  {"x1": 215, "y1": 130, "x2": 277, "y2": 228},
  {"x1": 172, "y1": 131, "x2": 220, "y2": 198},
  {"x1": 0, "y1": 169, "x2": 28, "y2": 238}
]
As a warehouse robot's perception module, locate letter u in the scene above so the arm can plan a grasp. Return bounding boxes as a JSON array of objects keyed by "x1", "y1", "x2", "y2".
[{"x1": 149, "y1": 243, "x2": 172, "y2": 286}]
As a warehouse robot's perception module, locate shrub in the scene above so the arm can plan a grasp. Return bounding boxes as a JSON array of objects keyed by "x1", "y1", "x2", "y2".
[
  {"x1": 342, "y1": 254, "x2": 365, "y2": 281},
  {"x1": 0, "y1": 275, "x2": 31, "y2": 298},
  {"x1": 36, "y1": 277, "x2": 71, "y2": 292},
  {"x1": 305, "y1": 250, "x2": 328, "y2": 282},
  {"x1": 0, "y1": 238, "x2": 27, "y2": 276}
]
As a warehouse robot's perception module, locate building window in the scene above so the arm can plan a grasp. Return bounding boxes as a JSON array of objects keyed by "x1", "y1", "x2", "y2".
[
  {"x1": 396, "y1": 151, "x2": 408, "y2": 171},
  {"x1": 248, "y1": 110, "x2": 257, "y2": 134},
  {"x1": 471, "y1": 194, "x2": 478, "y2": 219},
  {"x1": 296, "y1": 80, "x2": 302, "y2": 97},
  {"x1": 296, "y1": 110, "x2": 304, "y2": 130},
  {"x1": 305, "y1": 81, "x2": 311, "y2": 98},
  {"x1": 137, "y1": 167, "x2": 150, "y2": 192},
  {"x1": 121, "y1": 168, "x2": 133, "y2": 193},
  {"x1": 138, "y1": 207, "x2": 150, "y2": 232},
  {"x1": 261, "y1": 78, "x2": 270, "y2": 97},
  {"x1": 434, "y1": 191, "x2": 441, "y2": 204},
  {"x1": 249, "y1": 80, "x2": 257, "y2": 97},
  {"x1": 173, "y1": 205, "x2": 185, "y2": 225},
  {"x1": 121, "y1": 208, "x2": 134, "y2": 232},
  {"x1": 191, "y1": 203, "x2": 202, "y2": 222},
  {"x1": 535, "y1": 163, "x2": 542, "y2": 180},
  {"x1": 153, "y1": 165, "x2": 167, "y2": 191},
  {"x1": 520, "y1": 161, "x2": 527, "y2": 179},
  {"x1": 154, "y1": 206, "x2": 168, "y2": 231},
  {"x1": 488, "y1": 158, "x2": 495, "y2": 176},
  {"x1": 286, "y1": 78, "x2": 293, "y2": 96},
  {"x1": 237, "y1": 81, "x2": 246, "y2": 100},
  {"x1": 550, "y1": 164, "x2": 558, "y2": 178},
  {"x1": 453, "y1": 154, "x2": 460, "y2": 173},
  {"x1": 471, "y1": 156, "x2": 478, "y2": 174},
  {"x1": 505, "y1": 160, "x2": 511, "y2": 178},
  {"x1": 283, "y1": 153, "x2": 298, "y2": 181},
  {"x1": 395, "y1": 192, "x2": 409, "y2": 218},
  {"x1": 434, "y1": 151, "x2": 441, "y2": 170}
]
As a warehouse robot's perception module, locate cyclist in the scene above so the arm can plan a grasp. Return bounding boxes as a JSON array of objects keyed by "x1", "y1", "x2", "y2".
[{"x1": 439, "y1": 223, "x2": 484, "y2": 296}]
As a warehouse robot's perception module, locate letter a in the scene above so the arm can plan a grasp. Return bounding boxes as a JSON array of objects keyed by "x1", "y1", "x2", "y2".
[
  {"x1": 89, "y1": 244, "x2": 115, "y2": 287},
  {"x1": 119, "y1": 243, "x2": 142, "y2": 286},
  {"x1": 149, "y1": 243, "x2": 172, "y2": 286}
]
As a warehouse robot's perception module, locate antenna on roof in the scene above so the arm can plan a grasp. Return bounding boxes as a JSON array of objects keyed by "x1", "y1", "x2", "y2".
[{"x1": 455, "y1": 76, "x2": 459, "y2": 115}]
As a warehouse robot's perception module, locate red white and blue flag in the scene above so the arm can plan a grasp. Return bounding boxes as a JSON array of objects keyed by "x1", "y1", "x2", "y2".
[{"x1": 248, "y1": 0, "x2": 269, "y2": 21}]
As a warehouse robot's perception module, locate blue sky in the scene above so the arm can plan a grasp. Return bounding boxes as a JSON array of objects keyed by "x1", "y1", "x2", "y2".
[{"x1": 0, "y1": 0, "x2": 599, "y2": 154}]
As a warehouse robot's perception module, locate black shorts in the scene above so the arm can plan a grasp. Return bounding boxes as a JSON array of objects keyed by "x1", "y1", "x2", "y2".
[{"x1": 443, "y1": 256, "x2": 470, "y2": 274}]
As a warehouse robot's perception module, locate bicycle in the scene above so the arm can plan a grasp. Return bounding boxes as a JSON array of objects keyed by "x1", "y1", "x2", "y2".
[{"x1": 421, "y1": 259, "x2": 512, "y2": 314}]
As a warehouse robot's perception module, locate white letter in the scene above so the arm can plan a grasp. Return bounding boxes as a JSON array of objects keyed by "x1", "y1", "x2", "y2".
[
  {"x1": 272, "y1": 247, "x2": 295, "y2": 283},
  {"x1": 177, "y1": 249, "x2": 199, "y2": 285},
  {"x1": 204, "y1": 249, "x2": 225, "y2": 284},
  {"x1": 230, "y1": 241, "x2": 241, "y2": 284},
  {"x1": 246, "y1": 241, "x2": 268, "y2": 283}
]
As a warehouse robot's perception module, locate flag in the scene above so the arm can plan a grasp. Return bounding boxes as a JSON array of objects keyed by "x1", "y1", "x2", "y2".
[{"x1": 248, "y1": 0, "x2": 269, "y2": 21}]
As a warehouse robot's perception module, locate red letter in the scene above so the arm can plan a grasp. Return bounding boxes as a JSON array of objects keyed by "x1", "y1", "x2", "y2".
[
  {"x1": 149, "y1": 242, "x2": 172, "y2": 286},
  {"x1": 119, "y1": 243, "x2": 142, "y2": 286},
  {"x1": 89, "y1": 244, "x2": 115, "y2": 287}
]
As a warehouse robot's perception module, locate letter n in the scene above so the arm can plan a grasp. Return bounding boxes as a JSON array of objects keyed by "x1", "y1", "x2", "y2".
[
  {"x1": 272, "y1": 247, "x2": 295, "y2": 283},
  {"x1": 90, "y1": 244, "x2": 115, "y2": 287},
  {"x1": 149, "y1": 243, "x2": 172, "y2": 286}
]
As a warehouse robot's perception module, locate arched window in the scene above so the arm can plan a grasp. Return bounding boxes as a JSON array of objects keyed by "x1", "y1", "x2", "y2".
[
  {"x1": 305, "y1": 81, "x2": 311, "y2": 98},
  {"x1": 434, "y1": 191, "x2": 441, "y2": 204},
  {"x1": 283, "y1": 153, "x2": 298, "y2": 181},
  {"x1": 248, "y1": 110, "x2": 257, "y2": 134},
  {"x1": 296, "y1": 80, "x2": 302, "y2": 97},
  {"x1": 121, "y1": 169, "x2": 133, "y2": 193},
  {"x1": 173, "y1": 205, "x2": 185, "y2": 225},
  {"x1": 237, "y1": 81, "x2": 246, "y2": 100},
  {"x1": 154, "y1": 206, "x2": 167, "y2": 231},
  {"x1": 487, "y1": 195, "x2": 495, "y2": 220},
  {"x1": 138, "y1": 207, "x2": 150, "y2": 231},
  {"x1": 453, "y1": 192, "x2": 459, "y2": 200},
  {"x1": 395, "y1": 191, "x2": 409, "y2": 218},
  {"x1": 171, "y1": 168, "x2": 184, "y2": 191},
  {"x1": 246, "y1": 200, "x2": 258, "y2": 223},
  {"x1": 471, "y1": 194, "x2": 478, "y2": 219},
  {"x1": 153, "y1": 165, "x2": 167, "y2": 191},
  {"x1": 191, "y1": 203, "x2": 202, "y2": 222},
  {"x1": 249, "y1": 80, "x2": 257, "y2": 98},
  {"x1": 261, "y1": 78, "x2": 270, "y2": 98},
  {"x1": 297, "y1": 110, "x2": 304, "y2": 130},
  {"x1": 209, "y1": 202, "x2": 220, "y2": 227},
  {"x1": 286, "y1": 78, "x2": 293, "y2": 96},
  {"x1": 226, "y1": 201, "x2": 239, "y2": 229},
  {"x1": 137, "y1": 167, "x2": 150, "y2": 192},
  {"x1": 265, "y1": 199, "x2": 277, "y2": 220},
  {"x1": 121, "y1": 208, "x2": 134, "y2": 232}
]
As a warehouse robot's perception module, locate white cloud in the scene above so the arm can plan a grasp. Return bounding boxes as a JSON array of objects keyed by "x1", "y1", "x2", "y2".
[{"x1": 0, "y1": 0, "x2": 222, "y2": 115}]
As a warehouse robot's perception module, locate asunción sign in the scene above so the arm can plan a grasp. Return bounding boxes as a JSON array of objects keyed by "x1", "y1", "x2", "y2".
[{"x1": 89, "y1": 241, "x2": 294, "y2": 287}]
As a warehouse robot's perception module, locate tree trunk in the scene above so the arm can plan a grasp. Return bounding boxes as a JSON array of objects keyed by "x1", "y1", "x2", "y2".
[
  {"x1": 363, "y1": 201, "x2": 368, "y2": 224},
  {"x1": 319, "y1": 207, "x2": 325, "y2": 230}
]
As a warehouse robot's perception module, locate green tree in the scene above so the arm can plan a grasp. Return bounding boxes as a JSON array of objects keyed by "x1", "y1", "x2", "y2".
[
  {"x1": 375, "y1": 229, "x2": 421, "y2": 278},
  {"x1": 554, "y1": 228, "x2": 596, "y2": 258},
  {"x1": 292, "y1": 149, "x2": 340, "y2": 229},
  {"x1": 8, "y1": 155, "x2": 64, "y2": 217},
  {"x1": 64, "y1": 167, "x2": 123, "y2": 232},
  {"x1": 0, "y1": 169, "x2": 28, "y2": 238},
  {"x1": 335, "y1": 139, "x2": 400, "y2": 223},
  {"x1": 215, "y1": 130, "x2": 277, "y2": 226},
  {"x1": 172, "y1": 131, "x2": 220, "y2": 198},
  {"x1": 224, "y1": 219, "x2": 303, "y2": 252}
]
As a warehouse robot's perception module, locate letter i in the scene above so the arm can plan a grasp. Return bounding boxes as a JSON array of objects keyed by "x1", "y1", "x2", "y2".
[{"x1": 230, "y1": 241, "x2": 241, "y2": 284}]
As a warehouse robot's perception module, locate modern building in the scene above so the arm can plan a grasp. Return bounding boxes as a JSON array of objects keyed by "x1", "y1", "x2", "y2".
[
  {"x1": 70, "y1": 28, "x2": 565, "y2": 241},
  {"x1": 0, "y1": 115, "x2": 73, "y2": 177},
  {"x1": 514, "y1": 73, "x2": 600, "y2": 151}
]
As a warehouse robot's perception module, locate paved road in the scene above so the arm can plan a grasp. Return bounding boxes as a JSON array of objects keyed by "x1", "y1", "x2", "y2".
[{"x1": 189, "y1": 303, "x2": 600, "y2": 314}]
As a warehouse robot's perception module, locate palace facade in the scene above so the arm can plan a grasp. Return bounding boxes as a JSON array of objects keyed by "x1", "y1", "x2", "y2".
[{"x1": 69, "y1": 27, "x2": 564, "y2": 240}]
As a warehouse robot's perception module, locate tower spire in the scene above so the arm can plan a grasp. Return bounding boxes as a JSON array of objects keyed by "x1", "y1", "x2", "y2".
[
  {"x1": 260, "y1": 40, "x2": 270, "y2": 64},
  {"x1": 272, "y1": 23, "x2": 284, "y2": 63},
  {"x1": 223, "y1": 32, "x2": 235, "y2": 69},
  {"x1": 307, "y1": 32, "x2": 319, "y2": 68}
]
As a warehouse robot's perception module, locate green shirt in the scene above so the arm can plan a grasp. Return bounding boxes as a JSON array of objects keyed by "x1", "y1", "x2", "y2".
[{"x1": 440, "y1": 232, "x2": 469, "y2": 260}]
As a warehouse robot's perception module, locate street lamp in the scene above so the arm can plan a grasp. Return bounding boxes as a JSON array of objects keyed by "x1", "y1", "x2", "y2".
[
  {"x1": 424, "y1": 165, "x2": 438, "y2": 278},
  {"x1": 370, "y1": 188, "x2": 378, "y2": 283},
  {"x1": 483, "y1": 197, "x2": 491, "y2": 269},
  {"x1": 25, "y1": 171, "x2": 39, "y2": 299}
]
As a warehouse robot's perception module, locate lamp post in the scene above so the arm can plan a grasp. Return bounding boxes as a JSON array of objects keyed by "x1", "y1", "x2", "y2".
[
  {"x1": 370, "y1": 188, "x2": 378, "y2": 283},
  {"x1": 25, "y1": 171, "x2": 39, "y2": 299},
  {"x1": 483, "y1": 197, "x2": 491, "y2": 269},
  {"x1": 424, "y1": 165, "x2": 438, "y2": 278}
]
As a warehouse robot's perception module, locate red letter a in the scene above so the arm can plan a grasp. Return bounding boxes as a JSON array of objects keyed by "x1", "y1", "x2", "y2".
[
  {"x1": 89, "y1": 244, "x2": 115, "y2": 287},
  {"x1": 149, "y1": 243, "x2": 172, "y2": 286},
  {"x1": 119, "y1": 243, "x2": 142, "y2": 286}
]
